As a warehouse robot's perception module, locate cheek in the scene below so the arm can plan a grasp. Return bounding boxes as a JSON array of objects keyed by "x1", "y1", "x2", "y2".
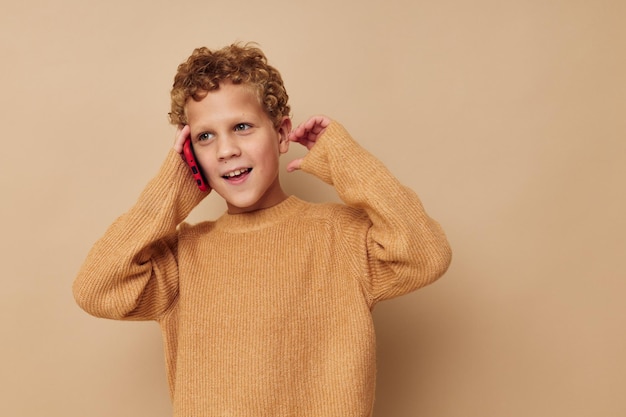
[
  {"x1": 195, "y1": 152, "x2": 216, "y2": 176},
  {"x1": 259, "y1": 145, "x2": 282, "y2": 168}
]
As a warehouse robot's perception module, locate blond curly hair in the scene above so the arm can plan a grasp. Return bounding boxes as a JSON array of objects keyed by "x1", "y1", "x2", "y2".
[{"x1": 169, "y1": 43, "x2": 290, "y2": 128}]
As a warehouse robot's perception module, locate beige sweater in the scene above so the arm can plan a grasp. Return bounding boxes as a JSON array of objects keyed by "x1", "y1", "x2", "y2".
[{"x1": 73, "y1": 122, "x2": 452, "y2": 417}]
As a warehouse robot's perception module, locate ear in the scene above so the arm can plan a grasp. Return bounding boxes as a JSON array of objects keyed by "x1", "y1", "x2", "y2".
[{"x1": 277, "y1": 116, "x2": 292, "y2": 154}]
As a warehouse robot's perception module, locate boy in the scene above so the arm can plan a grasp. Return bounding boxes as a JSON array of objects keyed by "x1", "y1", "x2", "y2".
[{"x1": 73, "y1": 43, "x2": 451, "y2": 416}]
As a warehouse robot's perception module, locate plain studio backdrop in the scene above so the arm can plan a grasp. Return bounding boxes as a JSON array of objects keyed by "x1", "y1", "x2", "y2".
[{"x1": 1, "y1": 0, "x2": 624, "y2": 416}]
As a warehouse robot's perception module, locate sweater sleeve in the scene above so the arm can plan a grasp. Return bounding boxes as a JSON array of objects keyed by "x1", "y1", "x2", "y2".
[
  {"x1": 300, "y1": 121, "x2": 452, "y2": 305},
  {"x1": 73, "y1": 150, "x2": 207, "y2": 321}
]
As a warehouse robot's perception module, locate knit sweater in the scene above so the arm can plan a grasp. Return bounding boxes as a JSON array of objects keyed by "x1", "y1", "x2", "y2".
[{"x1": 73, "y1": 121, "x2": 452, "y2": 417}]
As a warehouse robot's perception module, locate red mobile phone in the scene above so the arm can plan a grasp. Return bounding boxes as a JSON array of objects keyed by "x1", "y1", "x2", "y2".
[{"x1": 182, "y1": 138, "x2": 209, "y2": 191}]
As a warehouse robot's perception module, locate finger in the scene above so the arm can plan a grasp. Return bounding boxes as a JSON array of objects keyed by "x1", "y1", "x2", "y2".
[
  {"x1": 288, "y1": 125, "x2": 313, "y2": 146},
  {"x1": 303, "y1": 117, "x2": 317, "y2": 131},
  {"x1": 286, "y1": 158, "x2": 303, "y2": 172},
  {"x1": 302, "y1": 116, "x2": 329, "y2": 138},
  {"x1": 293, "y1": 122, "x2": 310, "y2": 138},
  {"x1": 288, "y1": 115, "x2": 331, "y2": 148},
  {"x1": 306, "y1": 115, "x2": 330, "y2": 132},
  {"x1": 312, "y1": 117, "x2": 331, "y2": 135},
  {"x1": 291, "y1": 122, "x2": 319, "y2": 144},
  {"x1": 287, "y1": 131, "x2": 307, "y2": 147},
  {"x1": 173, "y1": 125, "x2": 190, "y2": 153}
]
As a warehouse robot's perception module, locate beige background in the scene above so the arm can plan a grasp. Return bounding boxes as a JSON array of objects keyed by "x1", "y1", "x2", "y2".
[{"x1": 1, "y1": 0, "x2": 625, "y2": 416}]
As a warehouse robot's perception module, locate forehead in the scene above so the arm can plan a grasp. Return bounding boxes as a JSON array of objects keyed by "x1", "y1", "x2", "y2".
[{"x1": 185, "y1": 81, "x2": 263, "y2": 122}]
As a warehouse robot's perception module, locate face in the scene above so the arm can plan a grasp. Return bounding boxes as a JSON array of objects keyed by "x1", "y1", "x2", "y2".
[{"x1": 185, "y1": 81, "x2": 291, "y2": 214}]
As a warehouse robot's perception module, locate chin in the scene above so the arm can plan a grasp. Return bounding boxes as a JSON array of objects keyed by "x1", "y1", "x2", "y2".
[{"x1": 224, "y1": 196, "x2": 263, "y2": 214}]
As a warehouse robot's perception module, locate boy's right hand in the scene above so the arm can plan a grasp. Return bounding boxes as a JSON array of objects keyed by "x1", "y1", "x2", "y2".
[{"x1": 173, "y1": 125, "x2": 190, "y2": 155}]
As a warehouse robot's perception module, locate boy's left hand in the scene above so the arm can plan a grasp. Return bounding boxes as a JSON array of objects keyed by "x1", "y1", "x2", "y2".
[{"x1": 286, "y1": 115, "x2": 331, "y2": 172}]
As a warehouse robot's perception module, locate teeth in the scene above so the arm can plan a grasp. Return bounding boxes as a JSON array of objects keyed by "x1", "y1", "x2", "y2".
[{"x1": 225, "y1": 168, "x2": 249, "y2": 178}]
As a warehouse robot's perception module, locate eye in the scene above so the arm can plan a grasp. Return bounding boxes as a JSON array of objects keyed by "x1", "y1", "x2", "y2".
[
  {"x1": 198, "y1": 132, "x2": 214, "y2": 142},
  {"x1": 234, "y1": 123, "x2": 251, "y2": 132}
]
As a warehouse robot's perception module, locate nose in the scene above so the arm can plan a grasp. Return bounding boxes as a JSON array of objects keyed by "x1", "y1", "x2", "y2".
[{"x1": 216, "y1": 134, "x2": 241, "y2": 162}]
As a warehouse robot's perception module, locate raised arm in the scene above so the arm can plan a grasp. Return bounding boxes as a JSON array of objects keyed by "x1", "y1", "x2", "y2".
[
  {"x1": 288, "y1": 117, "x2": 452, "y2": 304},
  {"x1": 73, "y1": 127, "x2": 207, "y2": 320}
]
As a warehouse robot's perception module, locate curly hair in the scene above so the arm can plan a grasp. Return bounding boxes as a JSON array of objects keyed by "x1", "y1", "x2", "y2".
[{"x1": 169, "y1": 43, "x2": 290, "y2": 128}]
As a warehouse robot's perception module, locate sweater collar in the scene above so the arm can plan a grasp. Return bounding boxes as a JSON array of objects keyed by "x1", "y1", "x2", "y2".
[{"x1": 214, "y1": 195, "x2": 306, "y2": 233}]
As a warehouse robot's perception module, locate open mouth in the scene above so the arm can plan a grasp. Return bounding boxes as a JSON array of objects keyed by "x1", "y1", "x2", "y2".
[{"x1": 222, "y1": 168, "x2": 252, "y2": 180}]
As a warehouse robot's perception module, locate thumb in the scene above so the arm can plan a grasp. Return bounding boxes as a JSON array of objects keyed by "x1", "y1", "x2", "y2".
[{"x1": 286, "y1": 158, "x2": 303, "y2": 173}]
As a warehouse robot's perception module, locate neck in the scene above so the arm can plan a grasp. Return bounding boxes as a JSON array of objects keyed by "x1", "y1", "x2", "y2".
[{"x1": 216, "y1": 195, "x2": 305, "y2": 233}]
